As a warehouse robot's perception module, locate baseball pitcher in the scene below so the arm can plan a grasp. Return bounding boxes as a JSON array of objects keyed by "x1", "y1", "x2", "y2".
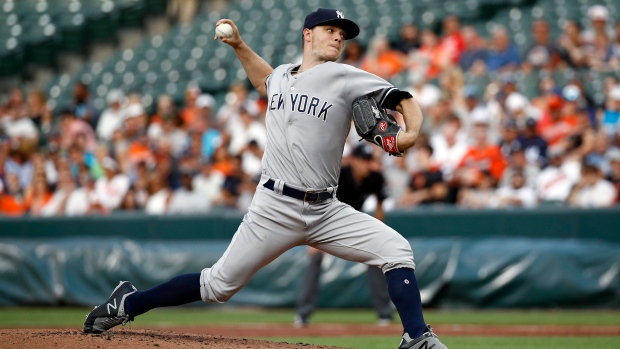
[{"x1": 84, "y1": 8, "x2": 449, "y2": 349}]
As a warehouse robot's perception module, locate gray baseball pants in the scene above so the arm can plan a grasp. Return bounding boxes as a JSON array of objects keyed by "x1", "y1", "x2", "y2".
[{"x1": 200, "y1": 175, "x2": 415, "y2": 303}]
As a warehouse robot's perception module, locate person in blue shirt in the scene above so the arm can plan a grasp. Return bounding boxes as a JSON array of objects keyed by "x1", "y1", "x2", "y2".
[{"x1": 486, "y1": 26, "x2": 521, "y2": 72}]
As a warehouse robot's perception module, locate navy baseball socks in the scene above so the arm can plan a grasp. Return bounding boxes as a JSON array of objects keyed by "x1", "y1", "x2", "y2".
[
  {"x1": 84, "y1": 273, "x2": 201, "y2": 333},
  {"x1": 124, "y1": 272, "x2": 202, "y2": 317},
  {"x1": 386, "y1": 268, "x2": 448, "y2": 348},
  {"x1": 385, "y1": 268, "x2": 426, "y2": 338}
]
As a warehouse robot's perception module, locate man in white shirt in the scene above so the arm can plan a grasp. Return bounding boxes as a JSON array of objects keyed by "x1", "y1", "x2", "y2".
[
  {"x1": 536, "y1": 147, "x2": 581, "y2": 203},
  {"x1": 429, "y1": 115, "x2": 468, "y2": 181},
  {"x1": 65, "y1": 172, "x2": 102, "y2": 216},
  {"x1": 192, "y1": 160, "x2": 224, "y2": 207},
  {"x1": 494, "y1": 170, "x2": 537, "y2": 208},
  {"x1": 227, "y1": 107, "x2": 267, "y2": 155},
  {"x1": 568, "y1": 163, "x2": 617, "y2": 208},
  {"x1": 94, "y1": 157, "x2": 130, "y2": 211},
  {"x1": 168, "y1": 172, "x2": 211, "y2": 214},
  {"x1": 96, "y1": 90, "x2": 126, "y2": 141}
]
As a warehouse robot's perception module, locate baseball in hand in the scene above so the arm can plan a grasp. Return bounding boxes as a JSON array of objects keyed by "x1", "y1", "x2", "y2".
[{"x1": 215, "y1": 23, "x2": 233, "y2": 38}]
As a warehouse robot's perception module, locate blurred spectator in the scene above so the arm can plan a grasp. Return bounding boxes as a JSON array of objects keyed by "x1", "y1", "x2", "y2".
[
  {"x1": 396, "y1": 23, "x2": 420, "y2": 54},
  {"x1": 455, "y1": 85, "x2": 491, "y2": 139},
  {"x1": 220, "y1": 155, "x2": 244, "y2": 209},
  {"x1": 410, "y1": 29, "x2": 449, "y2": 80},
  {"x1": 148, "y1": 111, "x2": 187, "y2": 158},
  {"x1": 536, "y1": 146, "x2": 581, "y2": 204},
  {"x1": 383, "y1": 156, "x2": 410, "y2": 203},
  {"x1": 228, "y1": 107, "x2": 266, "y2": 156},
  {"x1": 1, "y1": 95, "x2": 39, "y2": 146},
  {"x1": 457, "y1": 170, "x2": 496, "y2": 209},
  {"x1": 361, "y1": 35, "x2": 405, "y2": 79},
  {"x1": 0, "y1": 172, "x2": 28, "y2": 216},
  {"x1": 406, "y1": 71, "x2": 441, "y2": 112},
  {"x1": 71, "y1": 82, "x2": 97, "y2": 126},
  {"x1": 613, "y1": 21, "x2": 620, "y2": 60},
  {"x1": 486, "y1": 26, "x2": 521, "y2": 72},
  {"x1": 537, "y1": 94, "x2": 579, "y2": 146},
  {"x1": 119, "y1": 188, "x2": 142, "y2": 211},
  {"x1": 430, "y1": 115, "x2": 468, "y2": 181},
  {"x1": 585, "y1": 131, "x2": 613, "y2": 176},
  {"x1": 459, "y1": 26, "x2": 488, "y2": 74},
  {"x1": 438, "y1": 67, "x2": 465, "y2": 101},
  {"x1": 517, "y1": 118, "x2": 548, "y2": 167},
  {"x1": 26, "y1": 174, "x2": 53, "y2": 216},
  {"x1": 192, "y1": 93, "x2": 222, "y2": 157},
  {"x1": 341, "y1": 40, "x2": 365, "y2": 68},
  {"x1": 168, "y1": 171, "x2": 210, "y2": 214},
  {"x1": 424, "y1": 96, "x2": 454, "y2": 133},
  {"x1": 95, "y1": 157, "x2": 130, "y2": 212},
  {"x1": 606, "y1": 148, "x2": 620, "y2": 200},
  {"x1": 439, "y1": 16, "x2": 465, "y2": 65},
  {"x1": 499, "y1": 146, "x2": 540, "y2": 188},
  {"x1": 96, "y1": 89, "x2": 126, "y2": 141},
  {"x1": 2, "y1": 88, "x2": 28, "y2": 120},
  {"x1": 65, "y1": 169, "x2": 105, "y2": 216},
  {"x1": 602, "y1": 85, "x2": 620, "y2": 138},
  {"x1": 40, "y1": 170, "x2": 75, "y2": 216},
  {"x1": 151, "y1": 94, "x2": 176, "y2": 125},
  {"x1": 456, "y1": 112, "x2": 507, "y2": 184},
  {"x1": 26, "y1": 89, "x2": 53, "y2": 139},
  {"x1": 241, "y1": 140, "x2": 264, "y2": 179},
  {"x1": 398, "y1": 145, "x2": 448, "y2": 206},
  {"x1": 586, "y1": 33, "x2": 618, "y2": 70},
  {"x1": 5, "y1": 149, "x2": 33, "y2": 189},
  {"x1": 193, "y1": 159, "x2": 224, "y2": 207},
  {"x1": 582, "y1": 5, "x2": 616, "y2": 47},
  {"x1": 568, "y1": 163, "x2": 616, "y2": 207},
  {"x1": 498, "y1": 119, "x2": 521, "y2": 157},
  {"x1": 60, "y1": 108, "x2": 97, "y2": 152},
  {"x1": 494, "y1": 170, "x2": 537, "y2": 208},
  {"x1": 523, "y1": 20, "x2": 566, "y2": 72},
  {"x1": 217, "y1": 82, "x2": 259, "y2": 130},
  {"x1": 558, "y1": 20, "x2": 587, "y2": 68},
  {"x1": 144, "y1": 173, "x2": 171, "y2": 215},
  {"x1": 180, "y1": 85, "x2": 200, "y2": 129},
  {"x1": 563, "y1": 82, "x2": 597, "y2": 127}
]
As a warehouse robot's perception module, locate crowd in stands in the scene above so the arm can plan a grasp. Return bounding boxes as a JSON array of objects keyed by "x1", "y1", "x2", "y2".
[{"x1": 1, "y1": 5, "x2": 620, "y2": 216}]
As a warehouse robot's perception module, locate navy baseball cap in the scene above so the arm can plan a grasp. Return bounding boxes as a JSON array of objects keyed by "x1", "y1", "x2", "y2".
[
  {"x1": 304, "y1": 8, "x2": 360, "y2": 40},
  {"x1": 352, "y1": 143, "x2": 374, "y2": 160}
]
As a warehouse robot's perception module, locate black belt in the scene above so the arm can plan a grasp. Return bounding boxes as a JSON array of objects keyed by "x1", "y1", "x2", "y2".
[{"x1": 263, "y1": 179, "x2": 334, "y2": 203}]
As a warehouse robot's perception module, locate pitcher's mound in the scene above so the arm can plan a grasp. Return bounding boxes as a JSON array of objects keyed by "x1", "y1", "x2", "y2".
[{"x1": 0, "y1": 329, "x2": 343, "y2": 349}]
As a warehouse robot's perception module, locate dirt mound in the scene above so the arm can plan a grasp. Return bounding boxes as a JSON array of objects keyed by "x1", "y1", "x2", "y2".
[{"x1": 0, "y1": 329, "x2": 343, "y2": 349}]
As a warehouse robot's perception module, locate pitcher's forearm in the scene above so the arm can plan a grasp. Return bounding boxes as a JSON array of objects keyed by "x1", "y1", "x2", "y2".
[
  {"x1": 396, "y1": 98, "x2": 423, "y2": 151},
  {"x1": 232, "y1": 42, "x2": 273, "y2": 96}
]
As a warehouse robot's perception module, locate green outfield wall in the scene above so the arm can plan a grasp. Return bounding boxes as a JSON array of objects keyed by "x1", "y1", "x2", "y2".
[
  {"x1": 1, "y1": 206, "x2": 619, "y2": 242},
  {"x1": 0, "y1": 207, "x2": 619, "y2": 308}
]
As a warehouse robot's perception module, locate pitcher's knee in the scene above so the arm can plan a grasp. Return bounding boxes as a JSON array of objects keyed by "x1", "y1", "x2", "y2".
[
  {"x1": 199, "y1": 267, "x2": 241, "y2": 303},
  {"x1": 380, "y1": 234, "x2": 415, "y2": 272}
]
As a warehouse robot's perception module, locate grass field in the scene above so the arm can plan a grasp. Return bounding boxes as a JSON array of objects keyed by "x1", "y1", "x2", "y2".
[{"x1": 1, "y1": 307, "x2": 619, "y2": 349}]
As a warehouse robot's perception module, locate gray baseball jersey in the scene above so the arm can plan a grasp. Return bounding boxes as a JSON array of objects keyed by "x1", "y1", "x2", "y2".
[
  {"x1": 262, "y1": 62, "x2": 396, "y2": 189},
  {"x1": 200, "y1": 62, "x2": 414, "y2": 303}
]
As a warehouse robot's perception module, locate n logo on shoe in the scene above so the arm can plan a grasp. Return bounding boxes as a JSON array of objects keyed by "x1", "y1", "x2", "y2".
[
  {"x1": 107, "y1": 299, "x2": 117, "y2": 314},
  {"x1": 419, "y1": 341, "x2": 435, "y2": 349}
]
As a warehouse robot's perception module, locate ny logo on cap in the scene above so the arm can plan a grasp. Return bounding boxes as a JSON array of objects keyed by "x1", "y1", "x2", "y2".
[{"x1": 336, "y1": 10, "x2": 344, "y2": 19}]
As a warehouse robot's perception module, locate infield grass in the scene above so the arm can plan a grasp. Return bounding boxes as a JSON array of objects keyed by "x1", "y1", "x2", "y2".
[{"x1": 0, "y1": 307, "x2": 618, "y2": 327}]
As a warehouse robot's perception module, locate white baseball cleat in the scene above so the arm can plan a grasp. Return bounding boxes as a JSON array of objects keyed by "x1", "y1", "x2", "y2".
[{"x1": 398, "y1": 325, "x2": 449, "y2": 349}]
